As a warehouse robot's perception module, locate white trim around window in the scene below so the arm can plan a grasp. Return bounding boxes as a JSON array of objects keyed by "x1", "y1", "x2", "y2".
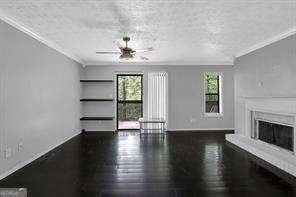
[{"x1": 203, "y1": 72, "x2": 223, "y2": 117}]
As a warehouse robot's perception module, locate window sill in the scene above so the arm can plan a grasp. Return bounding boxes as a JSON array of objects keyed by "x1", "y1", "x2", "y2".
[{"x1": 204, "y1": 113, "x2": 223, "y2": 118}]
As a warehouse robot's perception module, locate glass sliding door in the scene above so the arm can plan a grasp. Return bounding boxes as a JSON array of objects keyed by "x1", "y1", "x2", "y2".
[{"x1": 117, "y1": 74, "x2": 143, "y2": 130}]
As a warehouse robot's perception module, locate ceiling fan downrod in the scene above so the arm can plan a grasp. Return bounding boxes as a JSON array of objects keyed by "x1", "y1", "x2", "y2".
[{"x1": 122, "y1": 36, "x2": 130, "y2": 48}]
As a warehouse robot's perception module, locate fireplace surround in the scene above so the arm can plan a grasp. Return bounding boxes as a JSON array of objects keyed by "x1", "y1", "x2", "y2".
[{"x1": 226, "y1": 98, "x2": 296, "y2": 176}]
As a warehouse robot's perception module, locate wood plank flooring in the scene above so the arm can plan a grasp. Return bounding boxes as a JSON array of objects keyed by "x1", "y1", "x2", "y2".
[{"x1": 0, "y1": 131, "x2": 296, "y2": 197}]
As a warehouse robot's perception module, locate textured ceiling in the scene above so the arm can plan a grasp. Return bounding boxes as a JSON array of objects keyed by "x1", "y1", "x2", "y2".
[{"x1": 0, "y1": 0, "x2": 295, "y2": 65}]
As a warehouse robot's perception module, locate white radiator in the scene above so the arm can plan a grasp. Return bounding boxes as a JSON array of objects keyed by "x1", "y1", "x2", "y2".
[{"x1": 147, "y1": 72, "x2": 168, "y2": 129}]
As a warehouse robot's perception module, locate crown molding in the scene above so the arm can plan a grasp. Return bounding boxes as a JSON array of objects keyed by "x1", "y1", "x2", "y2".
[
  {"x1": 84, "y1": 60, "x2": 234, "y2": 67},
  {"x1": 3, "y1": 7, "x2": 293, "y2": 64},
  {"x1": 0, "y1": 10, "x2": 84, "y2": 64},
  {"x1": 235, "y1": 28, "x2": 296, "y2": 58}
]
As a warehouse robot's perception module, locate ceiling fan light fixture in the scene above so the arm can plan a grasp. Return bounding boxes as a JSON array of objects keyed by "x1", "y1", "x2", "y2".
[
  {"x1": 96, "y1": 36, "x2": 153, "y2": 61},
  {"x1": 119, "y1": 54, "x2": 134, "y2": 59}
]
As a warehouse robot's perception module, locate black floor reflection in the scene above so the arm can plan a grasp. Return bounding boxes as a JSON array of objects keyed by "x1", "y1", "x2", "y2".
[{"x1": 0, "y1": 131, "x2": 296, "y2": 197}]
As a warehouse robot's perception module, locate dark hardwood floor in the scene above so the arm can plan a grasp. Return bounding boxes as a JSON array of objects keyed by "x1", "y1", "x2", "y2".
[{"x1": 1, "y1": 131, "x2": 296, "y2": 197}]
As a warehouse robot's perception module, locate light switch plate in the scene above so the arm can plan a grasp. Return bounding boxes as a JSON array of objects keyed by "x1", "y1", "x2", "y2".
[
  {"x1": 5, "y1": 148, "x2": 12, "y2": 158},
  {"x1": 18, "y1": 142, "x2": 23, "y2": 152}
]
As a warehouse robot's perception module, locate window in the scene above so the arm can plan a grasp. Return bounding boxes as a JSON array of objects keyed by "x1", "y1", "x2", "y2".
[{"x1": 204, "y1": 73, "x2": 222, "y2": 116}]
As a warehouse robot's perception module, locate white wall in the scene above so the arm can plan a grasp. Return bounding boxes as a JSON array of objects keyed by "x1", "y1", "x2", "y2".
[
  {"x1": 0, "y1": 20, "x2": 82, "y2": 178},
  {"x1": 82, "y1": 65, "x2": 234, "y2": 131},
  {"x1": 234, "y1": 34, "x2": 296, "y2": 135}
]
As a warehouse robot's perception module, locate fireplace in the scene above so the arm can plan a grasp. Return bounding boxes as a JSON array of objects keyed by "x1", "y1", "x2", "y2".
[
  {"x1": 226, "y1": 98, "x2": 296, "y2": 177},
  {"x1": 258, "y1": 120, "x2": 293, "y2": 151},
  {"x1": 251, "y1": 111, "x2": 295, "y2": 153}
]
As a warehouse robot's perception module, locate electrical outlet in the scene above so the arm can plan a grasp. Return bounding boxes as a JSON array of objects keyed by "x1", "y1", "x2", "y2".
[
  {"x1": 190, "y1": 118, "x2": 197, "y2": 123},
  {"x1": 5, "y1": 148, "x2": 12, "y2": 158},
  {"x1": 18, "y1": 142, "x2": 23, "y2": 152}
]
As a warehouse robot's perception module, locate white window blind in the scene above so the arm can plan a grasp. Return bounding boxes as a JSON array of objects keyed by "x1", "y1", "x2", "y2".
[{"x1": 147, "y1": 72, "x2": 168, "y2": 124}]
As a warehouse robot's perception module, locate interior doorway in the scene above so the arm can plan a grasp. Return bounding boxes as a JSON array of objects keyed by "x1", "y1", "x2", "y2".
[{"x1": 117, "y1": 74, "x2": 143, "y2": 130}]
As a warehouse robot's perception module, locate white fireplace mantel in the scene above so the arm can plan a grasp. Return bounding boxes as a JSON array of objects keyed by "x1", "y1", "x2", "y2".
[
  {"x1": 245, "y1": 97, "x2": 296, "y2": 116},
  {"x1": 226, "y1": 97, "x2": 296, "y2": 177}
]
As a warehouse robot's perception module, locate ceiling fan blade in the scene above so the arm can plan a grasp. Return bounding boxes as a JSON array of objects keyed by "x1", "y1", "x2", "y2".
[
  {"x1": 96, "y1": 51, "x2": 121, "y2": 54},
  {"x1": 135, "y1": 54, "x2": 149, "y2": 60},
  {"x1": 135, "y1": 47, "x2": 154, "y2": 53},
  {"x1": 113, "y1": 40, "x2": 124, "y2": 49},
  {"x1": 140, "y1": 56, "x2": 149, "y2": 60}
]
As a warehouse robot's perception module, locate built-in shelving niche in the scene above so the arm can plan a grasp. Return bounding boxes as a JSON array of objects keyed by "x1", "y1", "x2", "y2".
[{"x1": 80, "y1": 79, "x2": 115, "y2": 132}]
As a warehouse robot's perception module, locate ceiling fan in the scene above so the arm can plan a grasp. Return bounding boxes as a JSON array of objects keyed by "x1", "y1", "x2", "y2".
[{"x1": 96, "y1": 36, "x2": 153, "y2": 60}]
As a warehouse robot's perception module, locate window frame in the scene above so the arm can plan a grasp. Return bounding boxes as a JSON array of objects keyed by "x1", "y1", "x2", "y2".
[{"x1": 203, "y1": 72, "x2": 223, "y2": 117}]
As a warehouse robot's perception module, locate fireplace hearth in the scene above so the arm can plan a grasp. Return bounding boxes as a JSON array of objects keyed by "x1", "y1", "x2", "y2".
[{"x1": 226, "y1": 98, "x2": 296, "y2": 177}]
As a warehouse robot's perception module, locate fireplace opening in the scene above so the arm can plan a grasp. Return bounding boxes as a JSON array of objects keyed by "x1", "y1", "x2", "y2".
[{"x1": 258, "y1": 120, "x2": 294, "y2": 152}]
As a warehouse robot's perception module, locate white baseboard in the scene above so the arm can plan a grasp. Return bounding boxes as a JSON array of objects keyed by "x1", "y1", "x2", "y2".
[
  {"x1": 168, "y1": 128, "x2": 234, "y2": 131},
  {"x1": 84, "y1": 129, "x2": 234, "y2": 132},
  {"x1": 0, "y1": 132, "x2": 80, "y2": 180},
  {"x1": 84, "y1": 130, "x2": 116, "y2": 132}
]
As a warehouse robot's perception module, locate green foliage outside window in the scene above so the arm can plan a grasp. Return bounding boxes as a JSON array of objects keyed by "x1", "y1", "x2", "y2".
[
  {"x1": 118, "y1": 103, "x2": 142, "y2": 121},
  {"x1": 118, "y1": 75, "x2": 142, "y2": 122},
  {"x1": 205, "y1": 74, "x2": 219, "y2": 94},
  {"x1": 118, "y1": 76, "x2": 142, "y2": 101}
]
